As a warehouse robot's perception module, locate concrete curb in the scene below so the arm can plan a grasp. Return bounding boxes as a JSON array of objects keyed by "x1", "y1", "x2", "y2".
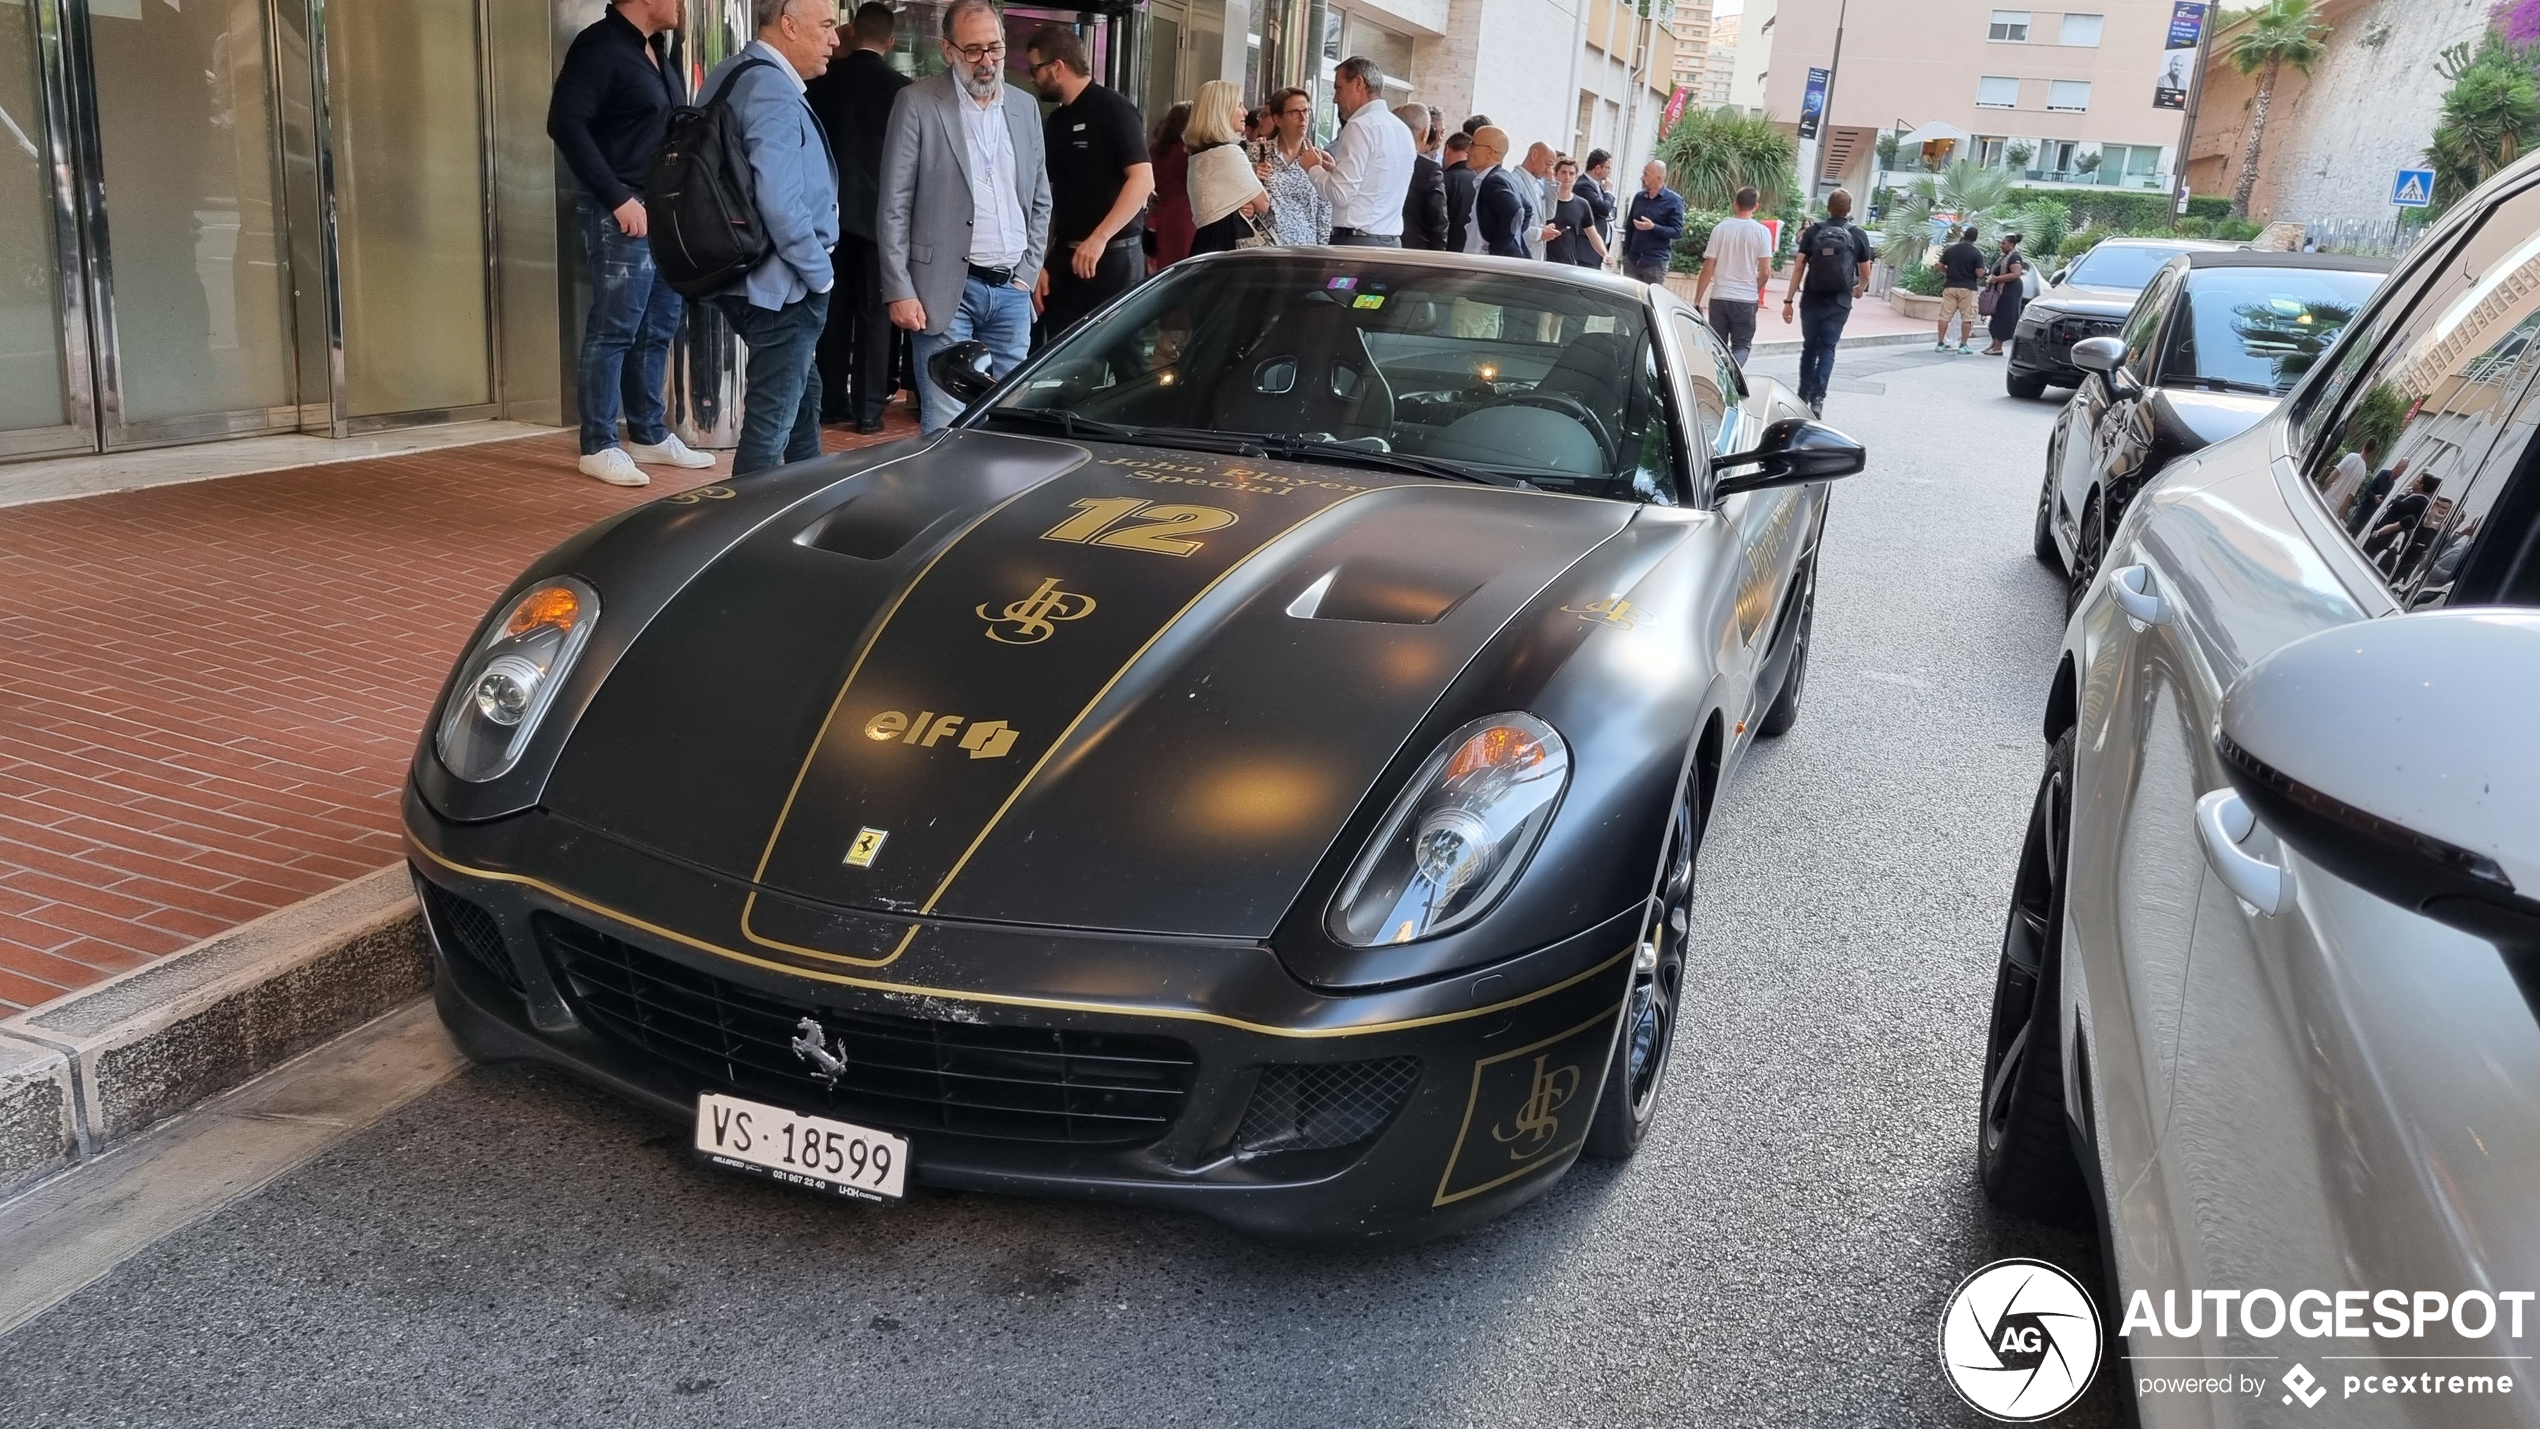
[
  {"x1": 1747, "y1": 330, "x2": 1933, "y2": 358},
  {"x1": 0, "y1": 864, "x2": 427, "y2": 1198}
]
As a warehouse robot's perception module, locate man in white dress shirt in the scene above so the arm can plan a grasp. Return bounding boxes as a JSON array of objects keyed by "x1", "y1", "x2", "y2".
[{"x1": 1298, "y1": 56, "x2": 1413, "y2": 247}]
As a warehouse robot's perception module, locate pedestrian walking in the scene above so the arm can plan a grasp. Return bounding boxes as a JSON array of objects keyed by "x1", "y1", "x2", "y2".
[
  {"x1": 803, "y1": 2, "x2": 909, "y2": 434},
  {"x1": 1514, "y1": 143, "x2": 1556, "y2": 260},
  {"x1": 1252, "y1": 87, "x2": 1329, "y2": 246},
  {"x1": 1184, "y1": 79, "x2": 1272, "y2": 255},
  {"x1": 1147, "y1": 103, "x2": 1196, "y2": 269},
  {"x1": 1468, "y1": 127, "x2": 1530, "y2": 259},
  {"x1": 1778, "y1": 188, "x2": 1874, "y2": 419},
  {"x1": 1026, "y1": 24, "x2": 1153, "y2": 341},
  {"x1": 1579, "y1": 148, "x2": 1616, "y2": 256},
  {"x1": 878, "y1": 0, "x2": 1053, "y2": 434},
  {"x1": 1297, "y1": 56, "x2": 1413, "y2": 246},
  {"x1": 1981, "y1": 232, "x2": 2028, "y2": 356},
  {"x1": 1397, "y1": 103, "x2": 1448, "y2": 250},
  {"x1": 546, "y1": 0, "x2": 716, "y2": 486},
  {"x1": 698, "y1": 0, "x2": 841, "y2": 475},
  {"x1": 1442, "y1": 131, "x2": 1478, "y2": 253},
  {"x1": 1544, "y1": 156, "x2": 1606, "y2": 269},
  {"x1": 1617, "y1": 160, "x2": 1682, "y2": 284},
  {"x1": 1933, "y1": 224, "x2": 1983, "y2": 354},
  {"x1": 1692, "y1": 184, "x2": 1770, "y2": 366}
]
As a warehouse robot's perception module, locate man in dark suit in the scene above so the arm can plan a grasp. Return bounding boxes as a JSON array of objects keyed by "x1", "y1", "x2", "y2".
[
  {"x1": 805, "y1": 2, "x2": 908, "y2": 432},
  {"x1": 1394, "y1": 102, "x2": 1447, "y2": 250},
  {"x1": 1468, "y1": 126, "x2": 1529, "y2": 259},
  {"x1": 1442, "y1": 130, "x2": 1477, "y2": 252}
]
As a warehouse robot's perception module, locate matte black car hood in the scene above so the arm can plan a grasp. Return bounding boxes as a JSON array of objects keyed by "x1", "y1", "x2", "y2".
[
  {"x1": 541, "y1": 432, "x2": 1634, "y2": 939},
  {"x1": 2154, "y1": 386, "x2": 2278, "y2": 450}
]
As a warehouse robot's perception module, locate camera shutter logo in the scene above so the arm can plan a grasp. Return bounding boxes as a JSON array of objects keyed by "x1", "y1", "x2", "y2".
[{"x1": 1939, "y1": 1258, "x2": 2103, "y2": 1421}]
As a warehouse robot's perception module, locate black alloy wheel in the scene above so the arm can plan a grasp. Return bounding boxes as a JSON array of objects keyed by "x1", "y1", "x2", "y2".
[
  {"x1": 2033, "y1": 430, "x2": 2065, "y2": 568},
  {"x1": 2006, "y1": 347, "x2": 2049, "y2": 401},
  {"x1": 2063, "y1": 490, "x2": 2104, "y2": 618},
  {"x1": 1978, "y1": 729, "x2": 2089, "y2": 1223},
  {"x1": 1584, "y1": 793, "x2": 1695, "y2": 1159}
]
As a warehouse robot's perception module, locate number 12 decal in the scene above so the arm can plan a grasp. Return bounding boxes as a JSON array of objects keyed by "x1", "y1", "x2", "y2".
[{"x1": 1040, "y1": 497, "x2": 1238, "y2": 557}]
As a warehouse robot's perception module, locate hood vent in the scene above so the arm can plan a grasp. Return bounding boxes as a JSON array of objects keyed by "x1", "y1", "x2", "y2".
[
  {"x1": 795, "y1": 488, "x2": 941, "y2": 562},
  {"x1": 1286, "y1": 558, "x2": 1483, "y2": 626}
]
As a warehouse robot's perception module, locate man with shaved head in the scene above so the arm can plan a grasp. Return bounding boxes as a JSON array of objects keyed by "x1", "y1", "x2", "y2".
[
  {"x1": 1619, "y1": 160, "x2": 1682, "y2": 285},
  {"x1": 1467, "y1": 126, "x2": 1529, "y2": 259},
  {"x1": 1517, "y1": 141, "x2": 1556, "y2": 260}
]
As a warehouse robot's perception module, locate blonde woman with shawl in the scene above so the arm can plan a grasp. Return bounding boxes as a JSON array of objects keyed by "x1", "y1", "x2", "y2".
[{"x1": 1184, "y1": 80, "x2": 1270, "y2": 257}]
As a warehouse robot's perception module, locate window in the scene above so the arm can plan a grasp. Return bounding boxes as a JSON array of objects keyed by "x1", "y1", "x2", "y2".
[
  {"x1": 1977, "y1": 75, "x2": 2021, "y2": 108},
  {"x1": 2059, "y1": 12, "x2": 2104, "y2": 46},
  {"x1": 1988, "y1": 10, "x2": 2031, "y2": 41},
  {"x1": 2047, "y1": 80, "x2": 2091, "y2": 112},
  {"x1": 2117, "y1": 267, "x2": 2180, "y2": 376},
  {"x1": 2298, "y1": 187, "x2": 2540, "y2": 603},
  {"x1": 2158, "y1": 267, "x2": 2384, "y2": 397}
]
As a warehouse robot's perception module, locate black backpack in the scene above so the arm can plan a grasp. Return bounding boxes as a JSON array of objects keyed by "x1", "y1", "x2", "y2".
[
  {"x1": 644, "y1": 57, "x2": 776, "y2": 297},
  {"x1": 1802, "y1": 220, "x2": 1856, "y2": 295}
]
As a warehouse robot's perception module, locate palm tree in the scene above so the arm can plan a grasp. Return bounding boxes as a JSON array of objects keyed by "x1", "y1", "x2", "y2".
[
  {"x1": 2225, "y1": 0, "x2": 2333, "y2": 219},
  {"x1": 2426, "y1": 36, "x2": 2540, "y2": 214},
  {"x1": 1876, "y1": 160, "x2": 2016, "y2": 269},
  {"x1": 1657, "y1": 107, "x2": 1801, "y2": 212}
]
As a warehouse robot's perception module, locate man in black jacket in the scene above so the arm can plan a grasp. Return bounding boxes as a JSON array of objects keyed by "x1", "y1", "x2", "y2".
[
  {"x1": 1395, "y1": 103, "x2": 1447, "y2": 250},
  {"x1": 546, "y1": 0, "x2": 715, "y2": 486},
  {"x1": 804, "y1": 2, "x2": 910, "y2": 432},
  {"x1": 1442, "y1": 131, "x2": 1477, "y2": 252},
  {"x1": 1468, "y1": 127, "x2": 1530, "y2": 259}
]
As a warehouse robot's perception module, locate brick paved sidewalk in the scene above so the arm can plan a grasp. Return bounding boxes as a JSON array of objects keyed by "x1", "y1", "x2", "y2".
[{"x1": 0, "y1": 418, "x2": 910, "y2": 1012}]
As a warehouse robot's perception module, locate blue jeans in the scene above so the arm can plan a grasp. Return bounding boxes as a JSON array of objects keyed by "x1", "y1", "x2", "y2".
[
  {"x1": 912, "y1": 275, "x2": 1032, "y2": 433},
  {"x1": 576, "y1": 196, "x2": 683, "y2": 455},
  {"x1": 713, "y1": 290, "x2": 830, "y2": 476},
  {"x1": 1796, "y1": 297, "x2": 1851, "y2": 406}
]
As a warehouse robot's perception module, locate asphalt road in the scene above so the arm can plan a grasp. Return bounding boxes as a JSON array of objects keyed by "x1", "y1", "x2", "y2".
[{"x1": 0, "y1": 344, "x2": 2122, "y2": 1428}]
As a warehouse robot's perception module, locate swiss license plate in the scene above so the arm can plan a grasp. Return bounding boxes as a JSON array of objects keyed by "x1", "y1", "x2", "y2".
[{"x1": 693, "y1": 1092, "x2": 908, "y2": 1203}]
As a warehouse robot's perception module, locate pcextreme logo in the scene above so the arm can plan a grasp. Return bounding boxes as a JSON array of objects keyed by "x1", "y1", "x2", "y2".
[
  {"x1": 1940, "y1": 1259, "x2": 2102, "y2": 1421},
  {"x1": 2123, "y1": 1286, "x2": 2528, "y2": 1408}
]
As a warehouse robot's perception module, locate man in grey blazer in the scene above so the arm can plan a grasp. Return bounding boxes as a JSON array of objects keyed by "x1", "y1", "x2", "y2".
[
  {"x1": 879, "y1": 0, "x2": 1052, "y2": 433},
  {"x1": 700, "y1": 0, "x2": 839, "y2": 474}
]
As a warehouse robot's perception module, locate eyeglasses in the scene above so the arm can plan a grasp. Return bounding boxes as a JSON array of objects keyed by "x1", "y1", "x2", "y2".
[{"x1": 949, "y1": 40, "x2": 1006, "y2": 61}]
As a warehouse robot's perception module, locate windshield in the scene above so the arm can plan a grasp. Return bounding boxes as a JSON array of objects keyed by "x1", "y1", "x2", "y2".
[
  {"x1": 2161, "y1": 268, "x2": 2383, "y2": 395},
  {"x1": 2066, "y1": 244, "x2": 2202, "y2": 291},
  {"x1": 981, "y1": 254, "x2": 1684, "y2": 501}
]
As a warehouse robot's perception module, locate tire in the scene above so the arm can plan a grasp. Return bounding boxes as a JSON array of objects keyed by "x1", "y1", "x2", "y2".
[
  {"x1": 1584, "y1": 794, "x2": 1694, "y2": 1160},
  {"x1": 2007, "y1": 370, "x2": 2049, "y2": 401},
  {"x1": 1978, "y1": 729, "x2": 2091, "y2": 1224},
  {"x1": 2064, "y1": 490, "x2": 2104, "y2": 618},
  {"x1": 1757, "y1": 567, "x2": 1814, "y2": 737},
  {"x1": 2033, "y1": 433, "x2": 2065, "y2": 569}
]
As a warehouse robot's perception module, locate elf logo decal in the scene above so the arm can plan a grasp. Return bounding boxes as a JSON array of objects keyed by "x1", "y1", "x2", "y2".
[
  {"x1": 1561, "y1": 597, "x2": 1652, "y2": 630},
  {"x1": 978, "y1": 577, "x2": 1097, "y2": 644},
  {"x1": 861, "y1": 710, "x2": 1020, "y2": 759}
]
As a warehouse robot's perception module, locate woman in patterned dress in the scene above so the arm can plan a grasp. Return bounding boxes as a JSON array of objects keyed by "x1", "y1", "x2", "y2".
[{"x1": 1253, "y1": 86, "x2": 1330, "y2": 247}]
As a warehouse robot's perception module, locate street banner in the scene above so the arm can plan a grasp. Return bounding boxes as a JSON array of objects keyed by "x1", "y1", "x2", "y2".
[
  {"x1": 2154, "y1": 2, "x2": 2207, "y2": 109},
  {"x1": 1798, "y1": 67, "x2": 1830, "y2": 139},
  {"x1": 1660, "y1": 85, "x2": 1692, "y2": 138}
]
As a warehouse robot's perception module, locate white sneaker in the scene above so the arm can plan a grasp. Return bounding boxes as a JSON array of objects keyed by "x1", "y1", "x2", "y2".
[
  {"x1": 625, "y1": 433, "x2": 716, "y2": 469},
  {"x1": 577, "y1": 448, "x2": 650, "y2": 487}
]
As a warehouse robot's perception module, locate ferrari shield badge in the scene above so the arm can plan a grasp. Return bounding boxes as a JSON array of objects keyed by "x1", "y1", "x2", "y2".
[{"x1": 843, "y1": 827, "x2": 888, "y2": 868}]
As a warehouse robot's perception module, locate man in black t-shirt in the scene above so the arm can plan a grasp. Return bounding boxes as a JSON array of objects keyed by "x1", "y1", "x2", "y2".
[
  {"x1": 1028, "y1": 25, "x2": 1154, "y2": 342},
  {"x1": 1936, "y1": 226, "x2": 1985, "y2": 352},
  {"x1": 1777, "y1": 189, "x2": 1876, "y2": 418}
]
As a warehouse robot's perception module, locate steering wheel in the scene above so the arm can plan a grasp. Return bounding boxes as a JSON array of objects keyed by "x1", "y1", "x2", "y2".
[{"x1": 1505, "y1": 390, "x2": 1619, "y2": 467}]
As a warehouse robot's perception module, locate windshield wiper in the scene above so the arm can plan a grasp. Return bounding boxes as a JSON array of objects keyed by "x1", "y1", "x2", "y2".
[
  {"x1": 2165, "y1": 375, "x2": 2277, "y2": 396},
  {"x1": 1241, "y1": 434, "x2": 1537, "y2": 490}
]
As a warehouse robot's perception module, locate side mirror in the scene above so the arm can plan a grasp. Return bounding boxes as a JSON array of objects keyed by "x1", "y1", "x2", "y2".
[
  {"x1": 1712, "y1": 417, "x2": 1867, "y2": 499},
  {"x1": 2050, "y1": 267, "x2": 2068, "y2": 286},
  {"x1": 2071, "y1": 335, "x2": 2140, "y2": 399},
  {"x1": 926, "y1": 340, "x2": 999, "y2": 408},
  {"x1": 2216, "y1": 610, "x2": 2540, "y2": 953}
]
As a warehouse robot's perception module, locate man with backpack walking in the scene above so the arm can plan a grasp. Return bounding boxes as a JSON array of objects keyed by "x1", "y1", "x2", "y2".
[
  {"x1": 546, "y1": 0, "x2": 717, "y2": 486},
  {"x1": 1779, "y1": 189, "x2": 1875, "y2": 419},
  {"x1": 691, "y1": 0, "x2": 840, "y2": 475}
]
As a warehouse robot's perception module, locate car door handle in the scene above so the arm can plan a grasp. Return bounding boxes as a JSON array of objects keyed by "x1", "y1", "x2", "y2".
[
  {"x1": 2108, "y1": 563, "x2": 2170, "y2": 625},
  {"x1": 2195, "y1": 788, "x2": 2284, "y2": 916}
]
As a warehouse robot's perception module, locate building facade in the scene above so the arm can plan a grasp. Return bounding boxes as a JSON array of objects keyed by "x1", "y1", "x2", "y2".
[
  {"x1": 1672, "y1": 0, "x2": 1714, "y2": 96},
  {"x1": 1729, "y1": 0, "x2": 1772, "y2": 113},
  {"x1": 1765, "y1": 0, "x2": 2193, "y2": 201},
  {"x1": 1702, "y1": 8, "x2": 1737, "y2": 105}
]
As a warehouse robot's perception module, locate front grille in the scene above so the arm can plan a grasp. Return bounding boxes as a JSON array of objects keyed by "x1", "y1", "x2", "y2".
[
  {"x1": 420, "y1": 881, "x2": 524, "y2": 995},
  {"x1": 1235, "y1": 1058, "x2": 1421, "y2": 1154},
  {"x1": 539, "y1": 914, "x2": 1198, "y2": 1147},
  {"x1": 2048, "y1": 316, "x2": 2121, "y2": 349}
]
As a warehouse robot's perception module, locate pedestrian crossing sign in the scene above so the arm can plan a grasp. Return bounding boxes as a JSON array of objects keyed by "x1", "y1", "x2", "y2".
[{"x1": 2393, "y1": 169, "x2": 2434, "y2": 208}]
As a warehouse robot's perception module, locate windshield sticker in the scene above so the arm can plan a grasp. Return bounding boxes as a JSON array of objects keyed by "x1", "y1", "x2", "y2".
[
  {"x1": 1325, "y1": 276, "x2": 1357, "y2": 291},
  {"x1": 1353, "y1": 294, "x2": 1386, "y2": 310}
]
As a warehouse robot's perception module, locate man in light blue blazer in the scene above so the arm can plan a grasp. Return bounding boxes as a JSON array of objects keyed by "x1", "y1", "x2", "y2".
[
  {"x1": 700, "y1": 0, "x2": 839, "y2": 474},
  {"x1": 878, "y1": 0, "x2": 1052, "y2": 433}
]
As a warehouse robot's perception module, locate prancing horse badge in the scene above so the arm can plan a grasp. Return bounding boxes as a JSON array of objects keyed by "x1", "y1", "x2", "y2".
[{"x1": 844, "y1": 827, "x2": 888, "y2": 868}]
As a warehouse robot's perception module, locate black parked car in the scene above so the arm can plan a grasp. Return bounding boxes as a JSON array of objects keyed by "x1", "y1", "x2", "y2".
[
  {"x1": 2034, "y1": 250, "x2": 2388, "y2": 609},
  {"x1": 2006, "y1": 237, "x2": 2233, "y2": 399}
]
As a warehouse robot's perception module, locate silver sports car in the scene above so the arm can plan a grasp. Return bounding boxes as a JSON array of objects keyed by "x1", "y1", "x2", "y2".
[{"x1": 1981, "y1": 154, "x2": 2540, "y2": 1422}]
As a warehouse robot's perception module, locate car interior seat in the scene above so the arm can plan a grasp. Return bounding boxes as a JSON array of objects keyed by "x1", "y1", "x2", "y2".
[{"x1": 1211, "y1": 292, "x2": 1396, "y2": 441}]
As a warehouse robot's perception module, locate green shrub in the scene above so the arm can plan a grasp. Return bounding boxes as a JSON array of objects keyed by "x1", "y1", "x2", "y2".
[
  {"x1": 1894, "y1": 262, "x2": 1946, "y2": 296},
  {"x1": 2058, "y1": 231, "x2": 2099, "y2": 259},
  {"x1": 1670, "y1": 210, "x2": 1728, "y2": 272},
  {"x1": 2045, "y1": 190, "x2": 2230, "y2": 230},
  {"x1": 2174, "y1": 216, "x2": 2215, "y2": 237},
  {"x1": 2215, "y1": 217, "x2": 2264, "y2": 241}
]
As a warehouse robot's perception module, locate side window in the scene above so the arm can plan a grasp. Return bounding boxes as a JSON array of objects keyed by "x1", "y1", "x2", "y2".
[
  {"x1": 1629, "y1": 337, "x2": 1688, "y2": 504},
  {"x1": 1673, "y1": 314, "x2": 1730, "y2": 455},
  {"x1": 2118, "y1": 269, "x2": 2175, "y2": 375},
  {"x1": 2395, "y1": 372, "x2": 2540, "y2": 609},
  {"x1": 2299, "y1": 186, "x2": 2540, "y2": 593}
]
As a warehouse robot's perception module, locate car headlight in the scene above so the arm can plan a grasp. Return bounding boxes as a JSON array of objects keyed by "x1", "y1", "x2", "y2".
[
  {"x1": 1329, "y1": 713, "x2": 1570, "y2": 947},
  {"x1": 434, "y1": 578, "x2": 598, "y2": 782}
]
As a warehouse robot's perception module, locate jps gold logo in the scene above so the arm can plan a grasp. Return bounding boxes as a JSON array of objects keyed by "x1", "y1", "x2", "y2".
[
  {"x1": 978, "y1": 577, "x2": 1097, "y2": 645},
  {"x1": 1489, "y1": 1055, "x2": 1581, "y2": 1161},
  {"x1": 1562, "y1": 597, "x2": 1651, "y2": 630},
  {"x1": 663, "y1": 484, "x2": 735, "y2": 505},
  {"x1": 862, "y1": 709, "x2": 1019, "y2": 760}
]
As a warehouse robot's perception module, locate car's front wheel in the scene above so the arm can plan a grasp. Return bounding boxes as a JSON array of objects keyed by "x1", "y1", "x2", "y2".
[
  {"x1": 2064, "y1": 490, "x2": 2104, "y2": 618},
  {"x1": 1584, "y1": 794, "x2": 1694, "y2": 1159},
  {"x1": 1979, "y1": 729, "x2": 2090, "y2": 1223},
  {"x1": 2007, "y1": 352, "x2": 2049, "y2": 401},
  {"x1": 2034, "y1": 430, "x2": 2066, "y2": 569}
]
